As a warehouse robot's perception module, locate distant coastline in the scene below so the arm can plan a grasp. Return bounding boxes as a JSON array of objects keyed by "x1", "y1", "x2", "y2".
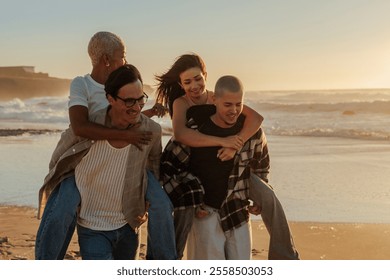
[
  {"x1": 0, "y1": 66, "x2": 156, "y2": 101},
  {"x1": 0, "y1": 66, "x2": 71, "y2": 101}
]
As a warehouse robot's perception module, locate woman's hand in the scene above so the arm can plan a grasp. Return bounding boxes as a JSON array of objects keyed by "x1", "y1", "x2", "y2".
[
  {"x1": 248, "y1": 203, "x2": 261, "y2": 215},
  {"x1": 151, "y1": 103, "x2": 168, "y2": 118},
  {"x1": 219, "y1": 135, "x2": 243, "y2": 150},
  {"x1": 126, "y1": 123, "x2": 152, "y2": 150},
  {"x1": 137, "y1": 202, "x2": 150, "y2": 224},
  {"x1": 217, "y1": 147, "x2": 237, "y2": 161},
  {"x1": 141, "y1": 103, "x2": 168, "y2": 118}
]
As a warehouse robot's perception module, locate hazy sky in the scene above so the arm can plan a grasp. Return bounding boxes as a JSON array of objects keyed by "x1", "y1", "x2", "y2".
[{"x1": 1, "y1": 0, "x2": 390, "y2": 90}]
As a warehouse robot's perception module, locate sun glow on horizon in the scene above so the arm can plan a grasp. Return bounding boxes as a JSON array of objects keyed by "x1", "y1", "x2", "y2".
[{"x1": 1, "y1": 1, "x2": 390, "y2": 91}]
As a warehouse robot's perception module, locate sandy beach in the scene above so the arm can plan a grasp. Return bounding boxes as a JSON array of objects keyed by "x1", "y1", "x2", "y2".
[
  {"x1": 1, "y1": 133, "x2": 390, "y2": 260},
  {"x1": 1, "y1": 205, "x2": 390, "y2": 260}
]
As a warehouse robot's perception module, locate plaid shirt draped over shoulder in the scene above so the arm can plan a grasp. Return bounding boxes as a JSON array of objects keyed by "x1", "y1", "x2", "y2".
[
  {"x1": 160, "y1": 105, "x2": 270, "y2": 232},
  {"x1": 160, "y1": 139, "x2": 204, "y2": 209}
]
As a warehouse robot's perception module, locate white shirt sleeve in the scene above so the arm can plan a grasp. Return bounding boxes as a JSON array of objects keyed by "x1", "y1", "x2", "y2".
[{"x1": 68, "y1": 76, "x2": 89, "y2": 109}]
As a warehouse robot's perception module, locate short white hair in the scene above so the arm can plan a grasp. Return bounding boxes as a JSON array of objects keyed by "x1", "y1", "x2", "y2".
[{"x1": 88, "y1": 31, "x2": 125, "y2": 66}]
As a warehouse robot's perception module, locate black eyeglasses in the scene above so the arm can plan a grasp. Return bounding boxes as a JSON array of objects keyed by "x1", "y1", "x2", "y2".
[{"x1": 115, "y1": 92, "x2": 148, "y2": 107}]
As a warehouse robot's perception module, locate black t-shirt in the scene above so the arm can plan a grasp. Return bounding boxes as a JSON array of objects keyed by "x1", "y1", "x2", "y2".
[{"x1": 188, "y1": 105, "x2": 244, "y2": 209}]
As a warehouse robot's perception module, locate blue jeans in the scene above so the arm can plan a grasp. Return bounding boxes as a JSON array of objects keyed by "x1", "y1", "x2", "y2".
[
  {"x1": 35, "y1": 175, "x2": 80, "y2": 260},
  {"x1": 35, "y1": 171, "x2": 176, "y2": 260},
  {"x1": 35, "y1": 176, "x2": 81, "y2": 260},
  {"x1": 145, "y1": 170, "x2": 177, "y2": 259},
  {"x1": 77, "y1": 224, "x2": 139, "y2": 260}
]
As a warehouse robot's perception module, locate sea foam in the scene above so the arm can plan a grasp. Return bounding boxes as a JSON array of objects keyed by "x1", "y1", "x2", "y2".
[{"x1": 1, "y1": 89, "x2": 390, "y2": 140}]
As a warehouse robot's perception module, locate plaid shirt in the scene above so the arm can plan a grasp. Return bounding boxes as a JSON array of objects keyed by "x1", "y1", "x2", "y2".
[{"x1": 161, "y1": 105, "x2": 270, "y2": 232}]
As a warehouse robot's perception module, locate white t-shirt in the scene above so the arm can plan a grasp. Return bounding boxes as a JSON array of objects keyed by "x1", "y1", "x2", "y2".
[{"x1": 68, "y1": 74, "x2": 108, "y2": 116}]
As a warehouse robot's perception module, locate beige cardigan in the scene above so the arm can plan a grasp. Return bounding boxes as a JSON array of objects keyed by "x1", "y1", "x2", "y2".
[{"x1": 37, "y1": 107, "x2": 162, "y2": 231}]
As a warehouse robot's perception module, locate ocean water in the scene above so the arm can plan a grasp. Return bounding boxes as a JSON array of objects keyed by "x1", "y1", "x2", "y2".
[
  {"x1": 1, "y1": 88, "x2": 390, "y2": 140},
  {"x1": 1, "y1": 89, "x2": 390, "y2": 223}
]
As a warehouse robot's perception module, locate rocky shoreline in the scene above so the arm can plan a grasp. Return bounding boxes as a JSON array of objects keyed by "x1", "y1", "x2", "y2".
[{"x1": 0, "y1": 129, "x2": 62, "y2": 137}]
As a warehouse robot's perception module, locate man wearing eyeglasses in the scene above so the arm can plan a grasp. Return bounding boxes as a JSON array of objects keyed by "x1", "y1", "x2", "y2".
[
  {"x1": 36, "y1": 32, "x2": 175, "y2": 261},
  {"x1": 38, "y1": 65, "x2": 165, "y2": 259}
]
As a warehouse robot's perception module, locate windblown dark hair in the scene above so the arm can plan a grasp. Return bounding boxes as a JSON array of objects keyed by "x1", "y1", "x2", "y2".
[
  {"x1": 105, "y1": 64, "x2": 143, "y2": 98},
  {"x1": 155, "y1": 53, "x2": 206, "y2": 117}
]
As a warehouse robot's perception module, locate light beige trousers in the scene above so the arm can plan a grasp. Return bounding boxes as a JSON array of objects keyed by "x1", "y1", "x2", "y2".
[{"x1": 186, "y1": 207, "x2": 252, "y2": 260}]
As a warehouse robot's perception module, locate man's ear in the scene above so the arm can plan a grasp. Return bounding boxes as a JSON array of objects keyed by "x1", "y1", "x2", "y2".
[
  {"x1": 212, "y1": 92, "x2": 217, "y2": 104},
  {"x1": 107, "y1": 94, "x2": 115, "y2": 104},
  {"x1": 204, "y1": 71, "x2": 208, "y2": 80}
]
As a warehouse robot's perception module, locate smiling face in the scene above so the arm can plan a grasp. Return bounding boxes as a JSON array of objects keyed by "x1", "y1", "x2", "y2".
[
  {"x1": 108, "y1": 79, "x2": 144, "y2": 128},
  {"x1": 212, "y1": 90, "x2": 244, "y2": 128},
  {"x1": 179, "y1": 67, "x2": 207, "y2": 100}
]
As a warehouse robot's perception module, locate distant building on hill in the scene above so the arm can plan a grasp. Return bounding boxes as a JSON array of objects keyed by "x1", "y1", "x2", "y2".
[
  {"x1": 0, "y1": 66, "x2": 154, "y2": 100},
  {"x1": 0, "y1": 66, "x2": 49, "y2": 78},
  {"x1": 0, "y1": 66, "x2": 71, "y2": 100}
]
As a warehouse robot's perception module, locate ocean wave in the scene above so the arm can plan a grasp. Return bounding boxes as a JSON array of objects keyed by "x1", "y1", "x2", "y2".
[
  {"x1": 2, "y1": 125, "x2": 386, "y2": 141},
  {"x1": 248, "y1": 100, "x2": 390, "y2": 115},
  {"x1": 0, "y1": 97, "x2": 69, "y2": 124},
  {"x1": 266, "y1": 127, "x2": 390, "y2": 141},
  {"x1": 165, "y1": 119, "x2": 390, "y2": 141},
  {"x1": 246, "y1": 88, "x2": 390, "y2": 104},
  {"x1": 2, "y1": 91, "x2": 390, "y2": 141},
  {"x1": 1, "y1": 118, "x2": 388, "y2": 141}
]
